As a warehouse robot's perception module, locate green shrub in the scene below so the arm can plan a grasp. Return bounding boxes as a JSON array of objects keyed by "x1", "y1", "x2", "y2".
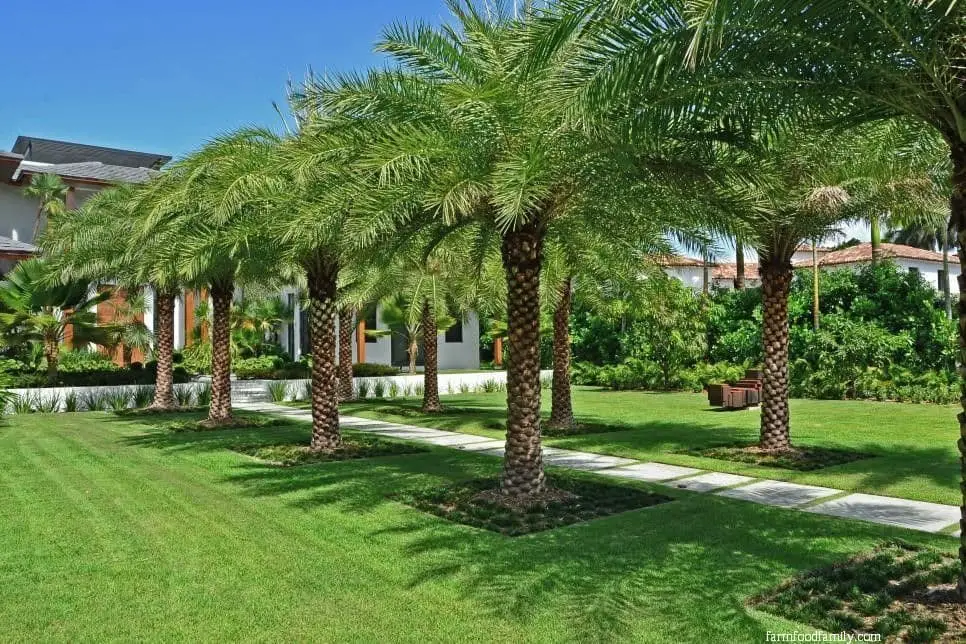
[
  {"x1": 356, "y1": 380, "x2": 371, "y2": 399},
  {"x1": 196, "y1": 383, "x2": 212, "y2": 407},
  {"x1": 352, "y1": 363, "x2": 399, "y2": 378},
  {"x1": 267, "y1": 381, "x2": 289, "y2": 402},
  {"x1": 132, "y1": 386, "x2": 155, "y2": 409},
  {"x1": 59, "y1": 350, "x2": 120, "y2": 373},
  {"x1": 174, "y1": 385, "x2": 195, "y2": 407},
  {"x1": 105, "y1": 389, "x2": 132, "y2": 411},
  {"x1": 372, "y1": 380, "x2": 387, "y2": 398},
  {"x1": 63, "y1": 391, "x2": 79, "y2": 412},
  {"x1": 80, "y1": 389, "x2": 108, "y2": 412}
]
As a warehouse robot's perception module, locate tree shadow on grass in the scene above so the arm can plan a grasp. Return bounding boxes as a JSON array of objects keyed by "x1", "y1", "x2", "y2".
[{"x1": 379, "y1": 482, "x2": 955, "y2": 641}]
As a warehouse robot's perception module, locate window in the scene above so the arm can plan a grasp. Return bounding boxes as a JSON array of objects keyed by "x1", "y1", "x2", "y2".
[
  {"x1": 364, "y1": 308, "x2": 378, "y2": 343},
  {"x1": 908, "y1": 267, "x2": 920, "y2": 276},
  {"x1": 445, "y1": 320, "x2": 463, "y2": 343}
]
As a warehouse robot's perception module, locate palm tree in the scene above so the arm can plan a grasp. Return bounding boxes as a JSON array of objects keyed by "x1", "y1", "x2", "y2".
[
  {"x1": 44, "y1": 183, "x2": 185, "y2": 410},
  {"x1": 0, "y1": 258, "x2": 109, "y2": 384},
  {"x1": 139, "y1": 132, "x2": 284, "y2": 426},
  {"x1": 312, "y1": 2, "x2": 717, "y2": 498},
  {"x1": 23, "y1": 173, "x2": 68, "y2": 242}
]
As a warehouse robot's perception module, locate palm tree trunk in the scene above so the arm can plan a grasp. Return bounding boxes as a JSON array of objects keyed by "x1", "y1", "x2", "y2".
[
  {"x1": 500, "y1": 221, "x2": 546, "y2": 498},
  {"x1": 306, "y1": 257, "x2": 340, "y2": 451},
  {"x1": 759, "y1": 264, "x2": 792, "y2": 451},
  {"x1": 871, "y1": 215, "x2": 882, "y2": 264},
  {"x1": 943, "y1": 226, "x2": 953, "y2": 321},
  {"x1": 337, "y1": 307, "x2": 354, "y2": 401},
  {"x1": 150, "y1": 290, "x2": 177, "y2": 409},
  {"x1": 702, "y1": 256, "x2": 710, "y2": 295},
  {"x1": 44, "y1": 336, "x2": 59, "y2": 385},
  {"x1": 812, "y1": 241, "x2": 820, "y2": 331},
  {"x1": 949, "y1": 142, "x2": 966, "y2": 600},
  {"x1": 206, "y1": 280, "x2": 234, "y2": 424},
  {"x1": 421, "y1": 299, "x2": 442, "y2": 412},
  {"x1": 548, "y1": 276, "x2": 574, "y2": 430},
  {"x1": 408, "y1": 337, "x2": 418, "y2": 374},
  {"x1": 734, "y1": 244, "x2": 745, "y2": 290}
]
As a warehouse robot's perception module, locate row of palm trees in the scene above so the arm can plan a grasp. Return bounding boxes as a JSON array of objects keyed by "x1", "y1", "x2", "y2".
[{"x1": 38, "y1": 0, "x2": 964, "y2": 572}]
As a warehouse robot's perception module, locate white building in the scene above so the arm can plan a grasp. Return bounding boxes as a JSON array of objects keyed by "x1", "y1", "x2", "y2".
[
  {"x1": 792, "y1": 242, "x2": 960, "y2": 294},
  {"x1": 660, "y1": 242, "x2": 959, "y2": 295}
]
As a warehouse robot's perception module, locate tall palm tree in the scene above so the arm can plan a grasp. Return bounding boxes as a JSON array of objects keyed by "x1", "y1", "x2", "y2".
[
  {"x1": 23, "y1": 173, "x2": 68, "y2": 242},
  {"x1": 317, "y1": 1, "x2": 724, "y2": 498},
  {"x1": 45, "y1": 183, "x2": 187, "y2": 410},
  {"x1": 139, "y1": 133, "x2": 284, "y2": 425}
]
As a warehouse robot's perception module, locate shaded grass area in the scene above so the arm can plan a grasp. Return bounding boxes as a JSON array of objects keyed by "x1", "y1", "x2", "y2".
[
  {"x1": 320, "y1": 388, "x2": 962, "y2": 505},
  {"x1": 679, "y1": 442, "x2": 872, "y2": 472},
  {"x1": 1, "y1": 412, "x2": 959, "y2": 641},
  {"x1": 395, "y1": 475, "x2": 671, "y2": 536},
  {"x1": 753, "y1": 541, "x2": 962, "y2": 641},
  {"x1": 235, "y1": 436, "x2": 427, "y2": 466}
]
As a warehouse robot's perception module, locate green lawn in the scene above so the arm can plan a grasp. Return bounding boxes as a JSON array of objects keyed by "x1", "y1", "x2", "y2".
[
  {"x1": 330, "y1": 387, "x2": 963, "y2": 506},
  {"x1": 0, "y1": 411, "x2": 954, "y2": 641}
]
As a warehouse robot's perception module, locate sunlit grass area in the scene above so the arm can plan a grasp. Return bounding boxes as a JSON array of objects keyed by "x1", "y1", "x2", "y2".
[{"x1": 0, "y1": 410, "x2": 954, "y2": 641}]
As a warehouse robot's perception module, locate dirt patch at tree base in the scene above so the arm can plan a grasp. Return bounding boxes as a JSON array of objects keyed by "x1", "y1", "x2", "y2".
[
  {"x1": 752, "y1": 540, "x2": 964, "y2": 642},
  {"x1": 680, "y1": 442, "x2": 872, "y2": 471},
  {"x1": 233, "y1": 437, "x2": 427, "y2": 465},
  {"x1": 394, "y1": 475, "x2": 672, "y2": 536}
]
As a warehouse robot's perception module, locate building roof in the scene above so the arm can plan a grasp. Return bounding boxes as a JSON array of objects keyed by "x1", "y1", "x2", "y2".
[
  {"x1": 711, "y1": 262, "x2": 760, "y2": 280},
  {"x1": 794, "y1": 244, "x2": 835, "y2": 254},
  {"x1": 15, "y1": 160, "x2": 160, "y2": 184},
  {"x1": 0, "y1": 235, "x2": 36, "y2": 255},
  {"x1": 794, "y1": 242, "x2": 957, "y2": 267},
  {"x1": 655, "y1": 254, "x2": 705, "y2": 267},
  {"x1": 12, "y1": 136, "x2": 170, "y2": 169}
]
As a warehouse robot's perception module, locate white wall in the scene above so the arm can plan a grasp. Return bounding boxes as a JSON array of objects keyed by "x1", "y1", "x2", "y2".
[
  {"x1": 280, "y1": 295, "x2": 481, "y2": 371},
  {"x1": 0, "y1": 183, "x2": 38, "y2": 244},
  {"x1": 894, "y1": 258, "x2": 961, "y2": 295},
  {"x1": 664, "y1": 265, "x2": 705, "y2": 291}
]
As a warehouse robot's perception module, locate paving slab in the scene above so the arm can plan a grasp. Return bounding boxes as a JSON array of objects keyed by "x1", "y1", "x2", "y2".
[
  {"x1": 672, "y1": 472, "x2": 754, "y2": 492},
  {"x1": 596, "y1": 462, "x2": 702, "y2": 482},
  {"x1": 370, "y1": 429, "x2": 455, "y2": 440},
  {"x1": 716, "y1": 480, "x2": 839, "y2": 508},
  {"x1": 413, "y1": 433, "x2": 497, "y2": 447},
  {"x1": 542, "y1": 451, "x2": 638, "y2": 471},
  {"x1": 806, "y1": 494, "x2": 961, "y2": 533},
  {"x1": 454, "y1": 440, "x2": 507, "y2": 452}
]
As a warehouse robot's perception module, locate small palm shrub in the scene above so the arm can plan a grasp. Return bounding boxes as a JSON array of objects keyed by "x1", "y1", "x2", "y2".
[
  {"x1": 301, "y1": 380, "x2": 312, "y2": 401},
  {"x1": 106, "y1": 388, "x2": 132, "y2": 411},
  {"x1": 12, "y1": 393, "x2": 35, "y2": 414},
  {"x1": 80, "y1": 389, "x2": 108, "y2": 412},
  {"x1": 479, "y1": 379, "x2": 504, "y2": 394},
  {"x1": 458, "y1": 382, "x2": 470, "y2": 394},
  {"x1": 34, "y1": 393, "x2": 61, "y2": 414},
  {"x1": 196, "y1": 383, "x2": 212, "y2": 407},
  {"x1": 412, "y1": 383, "x2": 424, "y2": 399},
  {"x1": 0, "y1": 390, "x2": 12, "y2": 417},
  {"x1": 63, "y1": 391, "x2": 79, "y2": 412},
  {"x1": 356, "y1": 380, "x2": 371, "y2": 400},
  {"x1": 174, "y1": 385, "x2": 194, "y2": 407},
  {"x1": 373, "y1": 379, "x2": 387, "y2": 399},
  {"x1": 388, "y1": 381, "x2": 400, "y2": 399},
  {"x1": 132, "y1": 386, "x2": 155, "y2": 409},
  {"x1": 267, "y1": 380, "x2": 289, "y2": 403}
]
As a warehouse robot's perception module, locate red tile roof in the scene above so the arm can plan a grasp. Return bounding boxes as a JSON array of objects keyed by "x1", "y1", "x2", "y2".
[
  {"x1": 711, "y1": 263, "x2": 760, "y2": 280},
  {"x1": 793, "y1": 242, "x2": 957, "y2": 267},
  {"x1": 655, "y1": 254, "x2": 705, "y2": 267}
]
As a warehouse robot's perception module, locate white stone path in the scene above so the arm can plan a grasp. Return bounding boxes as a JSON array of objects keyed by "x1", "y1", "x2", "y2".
[{"x1": 236, "y1": 401, "x2": 962, "y2": 537}]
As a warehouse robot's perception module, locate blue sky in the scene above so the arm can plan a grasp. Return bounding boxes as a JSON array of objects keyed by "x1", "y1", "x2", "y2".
[{"x1": 1, "y1": 0, "x2": 447, "y2": 160}]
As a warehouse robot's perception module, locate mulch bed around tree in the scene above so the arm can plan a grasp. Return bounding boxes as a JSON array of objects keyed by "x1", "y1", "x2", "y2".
[
  {"x1": 234, "y1": 436, "x2": 427, "y2": 465},
  {"x1": 679, "y1": 442, "x2": 872, "y2": 471},
  {"x1": 115, "y1": 406, "x2": 209, "y2": 417},
  {"x1": 394, "y1": 476, "x2": 672, "y2": 536},
  {"x1": 165, "y1": 415, "x2": 293, "y2": 433},
  {"x1": 751, "y1": 541, "x2": 965, "y2": 642}
]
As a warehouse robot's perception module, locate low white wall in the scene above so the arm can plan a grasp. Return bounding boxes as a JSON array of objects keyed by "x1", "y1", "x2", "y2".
[
  {"x1": 3, "y1": 370, "x2": 555, "y2": 412},
  {"x1": 242, "y1": 370, "x2": 554, "y2": 403},
  {"x1": 4, "y1": 382, "x2": 210, "y2": 413}
]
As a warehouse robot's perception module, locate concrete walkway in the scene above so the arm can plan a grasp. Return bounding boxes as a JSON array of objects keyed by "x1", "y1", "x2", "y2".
[{"x1": 235, "y1": 401, "x2": 962, "y2": 537}]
